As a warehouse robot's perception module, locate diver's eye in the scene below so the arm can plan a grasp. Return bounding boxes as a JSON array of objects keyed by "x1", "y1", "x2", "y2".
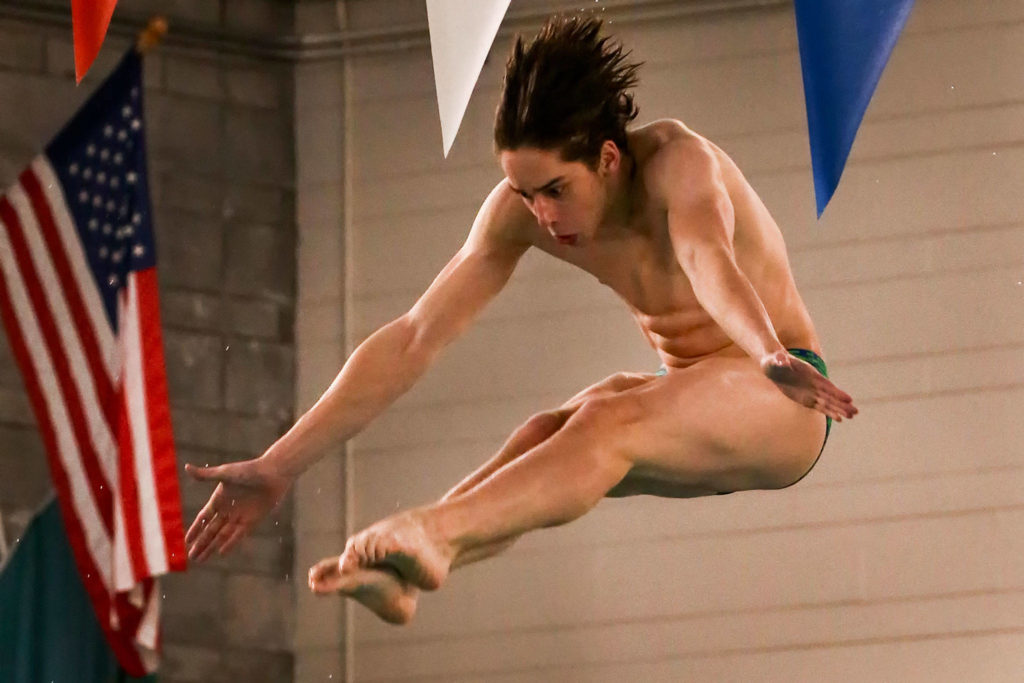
[{"x1": 545, "y1": 186, "x2": 563, "y2": 198}]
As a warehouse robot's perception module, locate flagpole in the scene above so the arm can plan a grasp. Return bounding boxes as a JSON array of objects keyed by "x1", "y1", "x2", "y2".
[
  {"x1": 0, "y1": 508, "x2": 8, "y2": 564},
  {"x1": 135, "y1": 15, "x2": 168, "y2": 54}
]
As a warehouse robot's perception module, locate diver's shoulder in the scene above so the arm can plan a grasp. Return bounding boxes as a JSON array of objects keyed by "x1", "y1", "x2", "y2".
[
  {"x1": 629, "y1": 119, "x2": 703, "y2": 155},
  {"x1": 471, "y1": 179, "x2": 536, "y2": 246},
  {"x1": 634, "y1": 121, "x2": 721, "y2": 199},
  {"x1": 632, "y1": 120, "x2": 714, "y2": 171}
]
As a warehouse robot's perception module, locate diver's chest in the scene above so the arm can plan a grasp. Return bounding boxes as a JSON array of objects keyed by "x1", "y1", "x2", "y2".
[{"x1": 586, "y1": 250, "x2": 696, "y2": 315}]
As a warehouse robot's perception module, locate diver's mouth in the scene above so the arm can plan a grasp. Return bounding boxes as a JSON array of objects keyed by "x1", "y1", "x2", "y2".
[{"x1": 555, "y1": 234, "x2": 579, "y2": 246}]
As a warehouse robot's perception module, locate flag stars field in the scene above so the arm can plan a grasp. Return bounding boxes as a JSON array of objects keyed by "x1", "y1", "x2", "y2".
[{"x1": 56, "y1": 96, "x2": 154, "y2": 303}]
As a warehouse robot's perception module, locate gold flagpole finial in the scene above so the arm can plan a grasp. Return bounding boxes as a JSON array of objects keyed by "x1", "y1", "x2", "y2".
[{"x1": 136, "y1": 16, "x2": 169, "y2": 54}]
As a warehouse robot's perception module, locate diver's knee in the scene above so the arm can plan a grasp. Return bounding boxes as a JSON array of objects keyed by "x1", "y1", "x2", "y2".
[
  {"x1": 571, "y1": 395, "x2": 643, "y2": 435},
  {"x1": 524, "y1": 408, "x2": 572, "y2": 436}
]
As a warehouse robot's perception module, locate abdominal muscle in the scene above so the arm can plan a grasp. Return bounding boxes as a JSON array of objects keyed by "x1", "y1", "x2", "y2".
[
  {"x1": 640, "y1": 309, "x2": 745, "y2": 369},
  {"x1": 634, "y1": 279, "x2": 820, "y2": 371},
  {"x1": 638, "y1": 190, "x2": 820, "y2": 365}
]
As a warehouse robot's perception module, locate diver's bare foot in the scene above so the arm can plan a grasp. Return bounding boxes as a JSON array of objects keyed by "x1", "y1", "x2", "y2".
[
  {"x1": 340, "y1": 510, "x2": 454, "y2": 591},
  {"x1": 308, "y1": 556, "x2": 420, "y2": 625}
]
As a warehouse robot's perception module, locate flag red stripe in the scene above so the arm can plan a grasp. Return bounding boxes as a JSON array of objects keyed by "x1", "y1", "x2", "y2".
[
  {"x1": 0, "y1": 222, "x2": 145, "y2": 676},
  {"x1": 118, "y1": 377, "x2": 149, "y2": 582},
  {"x1": 20, "y1": 168, "x2": 118, "y2": 429},
  {"x1": 0, "y1": 197, "x2": 113, "y2": 533},
  {"x1": 113, "y1": 582, "x2": 147, "y2": 654},
  {"x1": 135, "y1": 268, "x2": 186, "y2": 570}
]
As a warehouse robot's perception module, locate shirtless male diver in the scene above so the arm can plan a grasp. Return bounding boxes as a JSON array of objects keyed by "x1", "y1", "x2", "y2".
[{"x1": 185, "y1": 16, "x2": 858, "y2": 625}]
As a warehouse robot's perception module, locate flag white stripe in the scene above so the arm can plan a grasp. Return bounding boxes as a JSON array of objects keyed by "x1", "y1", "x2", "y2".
[
  {"x1": 0, "y1": 223, "x2": 113, "y2": 591},
  {"x1": 31, "y1": 158, "x2": 119, "y2": 382},
  {"x1": 113, "y1": 483, "x2": 135, "y2": 595},
  {"x1": 7, "y1": 183, "x2": 119, "y2": 487},
  {"x1": 124, "y1": 276, "x2": 168, "y2": 579},
  {"x1": 135, "y1": 579, "x2": 161, "y2": 651},
  {"x1": 111, "y1": 290, "x2": 137, "y2": 591}
]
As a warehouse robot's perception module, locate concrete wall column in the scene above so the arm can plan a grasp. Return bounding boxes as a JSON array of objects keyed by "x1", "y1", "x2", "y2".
[{"x1": 291, "y1": 1, "x2": 351, "y2": 680}]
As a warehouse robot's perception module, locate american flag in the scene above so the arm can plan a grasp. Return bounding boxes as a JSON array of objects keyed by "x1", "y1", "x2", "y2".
[{"x1": 0, "y1": 50, "x2": 184, "y2": 675}]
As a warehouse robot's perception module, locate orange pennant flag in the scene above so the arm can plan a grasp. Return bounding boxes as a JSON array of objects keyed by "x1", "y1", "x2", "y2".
[{"x1": 71, "y1": 0, "x2": 119, "y2": 83}]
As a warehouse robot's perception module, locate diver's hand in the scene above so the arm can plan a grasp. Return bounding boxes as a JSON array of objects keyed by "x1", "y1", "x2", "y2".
[
  {"x1": 761, "y1": 350, "x2": 858, "y2": 421},
  {"x1": 184, "y1": 457, "x2": 292, "y2": 562}
]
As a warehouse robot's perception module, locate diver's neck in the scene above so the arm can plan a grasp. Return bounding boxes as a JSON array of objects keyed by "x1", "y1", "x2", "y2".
[{"x1": 598, "y1": 152, "x2": 642, "y2": 237}]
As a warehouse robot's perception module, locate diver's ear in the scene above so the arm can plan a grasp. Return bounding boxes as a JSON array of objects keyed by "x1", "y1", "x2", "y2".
[{"x1": 598, "y1": 139, "x2": 621, "y2": 176}]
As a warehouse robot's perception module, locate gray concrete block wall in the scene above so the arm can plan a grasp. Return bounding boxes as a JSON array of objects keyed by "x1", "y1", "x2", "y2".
[
  {"x1": 0, "y1": 13, "x2": 66, "y2": 570},
  {"x1": 0, "y1": 3, "x2": 299, "y2": 682}
]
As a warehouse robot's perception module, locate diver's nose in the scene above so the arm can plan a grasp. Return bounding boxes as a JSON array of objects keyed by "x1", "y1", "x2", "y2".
[{"x1": 534, "y1": 198, "x2": 557, "y2": 231}]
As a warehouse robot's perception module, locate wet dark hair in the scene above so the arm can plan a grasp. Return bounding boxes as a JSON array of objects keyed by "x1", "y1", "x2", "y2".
[{"x1": 494, "y1": 15, "x2": 642, "y2": 168}]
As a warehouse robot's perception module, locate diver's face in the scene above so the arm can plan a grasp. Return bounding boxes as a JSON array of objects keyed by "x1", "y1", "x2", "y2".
[{"x1": 500, "y1": 147, "x2": 608, "y2": 247}]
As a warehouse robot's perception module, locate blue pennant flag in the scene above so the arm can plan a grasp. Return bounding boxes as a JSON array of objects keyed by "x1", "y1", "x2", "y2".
[{"x1": 794, "y1": 0, "x2": 916, "y2": 216}]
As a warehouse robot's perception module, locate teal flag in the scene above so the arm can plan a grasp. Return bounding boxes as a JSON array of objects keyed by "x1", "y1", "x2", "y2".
[{"x1": 0, "y1": 500, "x2": 156, "y2": 683}]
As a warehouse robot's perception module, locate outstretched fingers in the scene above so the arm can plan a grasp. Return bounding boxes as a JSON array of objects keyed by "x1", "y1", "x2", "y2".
[
  {"x1": 185, "y1": 500, "x2": 215, "y2": 548},
  {"x1": 818, "y1": 392, "x2": 856, "y2": 421},
  {"x1": 808, "y1": 372, "x2": 857, "y2": 420},
  {"x1": 188, "y1": 513, "x2": 227, "y2": 562},
  {"x1": 199, "y1": 520, "x2": 239, "y2": 562},
  {"x1": 184, "y1": 464, "x2": 233, "y2": 558},
  {"x1": 816, "y1": 398, "x2": 846, "y2": 422},
  {"x1": 824, "y1": 384, "x2": 856, "y2": 415}
]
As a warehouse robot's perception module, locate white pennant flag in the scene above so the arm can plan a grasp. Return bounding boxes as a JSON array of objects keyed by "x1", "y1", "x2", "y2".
[{"x1": 426, "y1": 0, "x2": 511, "y2": 156}]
